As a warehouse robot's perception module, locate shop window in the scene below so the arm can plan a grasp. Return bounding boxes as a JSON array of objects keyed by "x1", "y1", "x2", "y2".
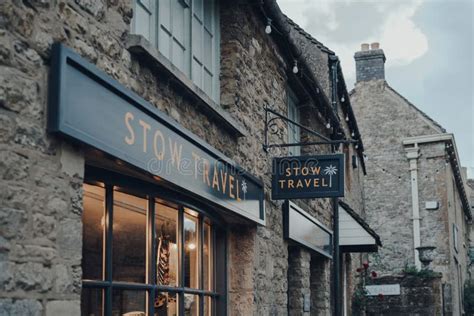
[
  {"x1": 287, "y1": 88, "x2": 301, "y2": 156},
  {"x1": 81, "y1": 178, "x2": 220, "y2": 316},
  {"x1": 132, "y1": 0, "x2": 220, "y2": 103}
]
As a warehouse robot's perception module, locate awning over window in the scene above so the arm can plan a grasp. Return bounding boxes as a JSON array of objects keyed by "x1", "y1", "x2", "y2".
[{"x1": 339, "y1": 201, "x2": 382, "y2": 253}]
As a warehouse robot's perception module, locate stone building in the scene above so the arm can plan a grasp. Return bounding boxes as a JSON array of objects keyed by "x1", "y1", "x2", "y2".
[
  {"x1": 0, "y1": 0, "x2": 379, "y2": 315},
  {"x1": 351, "y1": 43, "x2": 472, "y2": 315}
]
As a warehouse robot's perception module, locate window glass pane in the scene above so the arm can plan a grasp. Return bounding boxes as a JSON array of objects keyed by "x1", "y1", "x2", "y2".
[
  {"x1": 184, "y1": 210, "x2": 199, "y2": 289},
  {"x1": 82, "y1": 184, "x2": 104, "y2": 280},
  {"x1": 112, "y1": 289, "x2": 146, "y2": 316},
  {"x1": 81, "y1": 287, "x2": 103, "y2": 316},
  {"x1": 203, "y1": 0, "x2": 213, "y2": 30},
  {"x1": 184, "y1": 294, "x2": 198, "y2": 316},
  {"x1": 193, "y1": 0, "x2": 203, "y2": 21},
  {"x1": 134, "y1": 5, "x2": 151, "y2": 41},
  {"x1": 154, "y1": 292, "x2": 178, "y2": 316},
  {"x1": 113, "y1": 191, "x2": 147, "y2": 283},
  {"x1": 203, "y1": 222, "x2": 213, "y2": 291},
  {"x1": 155, "y1": 203, "x2": 179, "y2": 287},
  {"x1": 287, "y1": 90, "x2": 301, "y2": 156},
  {"x1": 192, "y1": 17, "x2": 203, "y2": 61},
  {"x1": 172, "y1": 0, "x2": 185, "y2": 44},
  {"x1": 203, "y1": 296, "x2": 212, "y2": 316},
  {"x1": 203, "y1": 30, "x2": 213, "y2": 69},
  {"x1": 159, "y1": 0, "x2": 171, "y2": 30},
  {"x1": 203, "y1": 70, "x2": 213, "y2": 98},
  {"x1": 172, "y1": 39, "x2": 186, "y2": 73},
  {"x1": 159, "y1": 27, "x2": 171, "y2": 59},
  {"x1": 192, "y1": 58, "x2": 202, "y2": 89}
]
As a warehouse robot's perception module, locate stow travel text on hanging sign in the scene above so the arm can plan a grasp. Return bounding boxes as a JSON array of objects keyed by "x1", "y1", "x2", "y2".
[{"x1": 272, "y1": 154, "x2": 345, "y2": 199}]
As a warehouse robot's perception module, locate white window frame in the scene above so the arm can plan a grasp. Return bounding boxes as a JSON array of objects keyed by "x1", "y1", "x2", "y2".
[
  {"x1": 287, "y1": 88, "x2": 301, "y2": 156},
  {"x1": 132, "y1": 0, "x2": 220, "y2": 103}
]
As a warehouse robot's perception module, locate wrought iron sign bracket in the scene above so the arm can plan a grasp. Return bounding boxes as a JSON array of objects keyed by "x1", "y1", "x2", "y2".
[{"x1": 263, "y1": 106, "x2": 358, "y2": 152}]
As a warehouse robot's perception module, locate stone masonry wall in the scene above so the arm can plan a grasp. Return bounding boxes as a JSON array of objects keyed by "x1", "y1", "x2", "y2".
[
  {"x1": 365, "y1": 275, "x2": 443, "y2": 315},
  {"x1": 351, "y1": 79, "x2": 444, "y2": 274},
  {"x1": 351, "y1": 78, "x2": 471, "y2": 315},
  {"x1": 0, "y1": 0, "x2": 348, "y2": 315}
]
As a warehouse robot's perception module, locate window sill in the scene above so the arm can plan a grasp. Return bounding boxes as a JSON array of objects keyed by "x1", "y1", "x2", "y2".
[{"x1": 126, "y1": 34, "x2": 247, "y2": 137}]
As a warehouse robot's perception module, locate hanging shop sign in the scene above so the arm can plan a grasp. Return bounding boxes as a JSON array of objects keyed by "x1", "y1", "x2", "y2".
[
  {"x1": 272, "y1": 154, "x2": 344, "y2": 199},
  {"x1": 47, "y1": 43, "x2": 265, "y2": 225},
  {"x1": 283, "y1": 201, "x2": 332, "y2": 258}
]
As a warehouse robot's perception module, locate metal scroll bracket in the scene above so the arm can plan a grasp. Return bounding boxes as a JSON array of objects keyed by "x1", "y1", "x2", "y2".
[{"x1": 263, "y1": 106, "x2": 357, "y2": 153}]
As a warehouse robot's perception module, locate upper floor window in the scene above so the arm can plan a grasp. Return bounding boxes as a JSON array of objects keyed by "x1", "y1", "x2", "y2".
[
  {"x1": 287, "y1": 88, "x2": 301, "y2": 156},
  {"x1": 132, "y1": 0, "x2": 220, "y2": 102}
]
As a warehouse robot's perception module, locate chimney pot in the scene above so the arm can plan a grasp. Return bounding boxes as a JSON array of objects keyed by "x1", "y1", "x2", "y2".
[
  {"x1": 371, "y1": 42, "x2": 380, "y2": 50},
  {"x1": 361, "y1": 43, "x2": 370, "y2": 51}
]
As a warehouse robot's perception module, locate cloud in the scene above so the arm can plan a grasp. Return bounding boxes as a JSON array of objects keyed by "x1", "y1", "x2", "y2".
[
  {"x1": 379, "y1": 0, "x2": 428, "y2": 67},
  {"x1": 278, "y1": 0, "x2": 429, "y2": 86}
]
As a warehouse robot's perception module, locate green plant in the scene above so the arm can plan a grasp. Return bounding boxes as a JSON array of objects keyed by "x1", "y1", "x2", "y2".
[
  {"x1": 402, "y1": 264, "x2": 441, "y2": 279},
  {"x1": 464, "y1": 280, "x2": 474, "y2": 315}
]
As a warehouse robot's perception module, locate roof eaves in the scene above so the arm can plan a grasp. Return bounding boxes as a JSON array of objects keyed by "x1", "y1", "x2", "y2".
[{"x1": 339, "y1": 201, "x2": 382, "y2": 247}]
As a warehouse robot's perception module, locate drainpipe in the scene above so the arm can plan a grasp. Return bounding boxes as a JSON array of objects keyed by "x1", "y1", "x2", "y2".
[
  {"x1": 329, "y1": 54, "x2": 341, "y2": 316},
  {"x1": 406, "y1": 145, "x2": 422, "y2": 270}
]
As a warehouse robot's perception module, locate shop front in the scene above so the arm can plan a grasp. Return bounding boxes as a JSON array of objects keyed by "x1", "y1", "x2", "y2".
[{"x1": 48, "y1": 43, "x2": 265, "y2": 316}]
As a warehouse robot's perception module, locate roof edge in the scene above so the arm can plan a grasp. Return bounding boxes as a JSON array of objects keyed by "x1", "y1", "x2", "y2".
[{"x1": 339, "y1": 201, "x2": 382, "y2": 247}]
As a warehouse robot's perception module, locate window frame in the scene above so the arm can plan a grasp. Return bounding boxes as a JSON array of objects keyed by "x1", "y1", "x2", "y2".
[
  {"x1": 81, "y1": 166, "x2": 226, "y2": 316},
  {"x1": 132, "y1": 0, "x2": 221, "y2": 103}
]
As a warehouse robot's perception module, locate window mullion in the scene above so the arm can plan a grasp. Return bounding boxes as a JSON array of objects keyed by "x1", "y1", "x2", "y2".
[
  {"x1": 179, "y1": 206, "x2": 185, "y2": 316},
  {"x1": 200, "y1": 215, "x2": 205, "y2": 316},
  {"x1": 104, "y1": 185, "x2": 114, "y2": 316},
  {"x1": 148, "y1": 198, "x2": 156, "y2": 315}
]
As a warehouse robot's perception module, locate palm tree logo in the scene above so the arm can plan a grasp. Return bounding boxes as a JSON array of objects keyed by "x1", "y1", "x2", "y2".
[
  {"x1": 323, "y1": 165, "x2": 338, "y2": 187},
  {"x1": 241, "y1": 180, "x2": 248, "y2": 200}
]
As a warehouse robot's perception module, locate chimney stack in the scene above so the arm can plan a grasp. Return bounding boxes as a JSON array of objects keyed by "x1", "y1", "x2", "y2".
[{"x1": 354, "y1": 42, "x2": 386, "y2": 83}]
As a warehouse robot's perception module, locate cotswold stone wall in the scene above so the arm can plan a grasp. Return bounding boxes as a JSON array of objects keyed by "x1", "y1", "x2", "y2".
[
  {"x1": 219, "y1": 1, "x2": 354, "y2": 314},
  {"x1": 351, "y1": 80, "x2": 445, "y2": 274},
  {"x1": 351, "y1": 79, "x2": 470, "y2": 315},
  {"x1": 365, "y1": 275, "x2": 443, "y2": 316},
  {"x1": 0, "y1": 0, "x2": 347, "y2": 315}
]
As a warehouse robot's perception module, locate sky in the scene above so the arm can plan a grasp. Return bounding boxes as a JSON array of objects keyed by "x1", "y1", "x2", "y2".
[{"x1": 278, "y1": 0, "x2": 474, "y2": 178}]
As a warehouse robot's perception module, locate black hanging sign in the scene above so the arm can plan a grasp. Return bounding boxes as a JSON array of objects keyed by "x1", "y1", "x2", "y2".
[
  {"x1": 47, "y1": 43, "x2": 265, "y2": 225},
  {"x1": 272, "y1": 154, "x2": 344, "y2": 199}
]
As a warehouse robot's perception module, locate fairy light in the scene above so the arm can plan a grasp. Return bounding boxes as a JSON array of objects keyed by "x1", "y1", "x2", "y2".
[
  {"x1": 265, "y1": 18, "x2": 272, "y2": 34},
  {"x1": 292, "y1": 60, "x2": 299, "y2": 74}
]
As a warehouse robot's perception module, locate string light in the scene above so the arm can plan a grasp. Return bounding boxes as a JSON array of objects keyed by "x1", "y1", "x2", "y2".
[
  {"x1": 351, "y1": 131, "x2": 355, "y2": 137},
  {"x1": 326, "y1": 121, "x2": 331, "y2": 129},
  {"x1": 265, "y1": 18, "x2": 272, "y2": 34},
  {"x1": 345, "y1": 114, "x2": 349, "y2": 122},
  {"x1": 341, "y1": 96, "x2": 345, "y2": 102},
  {"x1": 292, "y1": 60, "x2": 299, "y2": 74}
]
